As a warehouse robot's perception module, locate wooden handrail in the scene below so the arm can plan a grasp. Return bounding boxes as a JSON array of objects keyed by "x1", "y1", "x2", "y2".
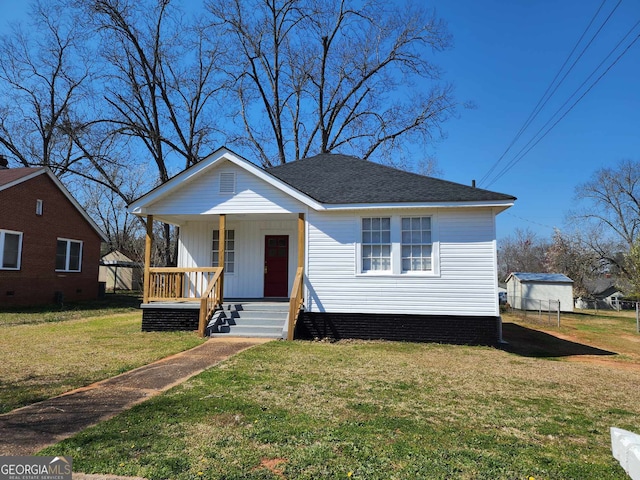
[
  {"x1": 147, "y1": 268, "x2": 221, "y2": 301},
  {"x1": 198, "y1": 267, "x2": 224, "y2": 337},
  {"x1": 287, "y1": 267, "x2": 304, "y2": 341}
]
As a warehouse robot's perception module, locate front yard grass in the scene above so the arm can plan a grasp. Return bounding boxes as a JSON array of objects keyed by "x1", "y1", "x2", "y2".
[
  {"x1": 42, "y1": 340, "x2": 639, "y2": 479},
  {"x1": 0, "y1": 292, "x2": 142, "y2": 326},
  {"x1": 0, "y1": 311, "x2": 204, "y2": 413}
]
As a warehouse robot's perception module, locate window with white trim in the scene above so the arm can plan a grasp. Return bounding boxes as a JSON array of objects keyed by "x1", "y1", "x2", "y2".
[
  {"x1": 0, "y1": 229, "x2": 22, "y2": 270},
  {"x1": 401, "y1": 217, "x2": 432, "y2": 272},
  {"x1": 361, "y1": 217, "x2": 391, "y2": 272},
  {"x1": 212, "y1": 230, "x2": 235, "y2": 273},
  {"x1": 36, "y1": 199, "x2": 43, "y2": 216},
  {"x1": 56, "y1": 238, "x2": 83, "y2": 272}
]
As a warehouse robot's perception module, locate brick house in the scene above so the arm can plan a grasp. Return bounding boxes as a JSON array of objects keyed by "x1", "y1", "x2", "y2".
[{"x1": 0, "y1": 161, "x2": 106, "y2": 307}]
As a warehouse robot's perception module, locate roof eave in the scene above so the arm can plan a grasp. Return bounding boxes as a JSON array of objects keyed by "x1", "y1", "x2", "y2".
[{"x1": 320, "y1": 200, "x2": 515, "y2": 211}]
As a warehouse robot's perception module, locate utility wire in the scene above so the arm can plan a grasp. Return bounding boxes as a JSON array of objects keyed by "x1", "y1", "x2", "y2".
[
  {"x1": 479, "y1": 0, "x2": 619, "y2": 187},
  {"x1": 514, "y1": 0, "x2": 621, "y2": 141},
  {"x1": 484, "y1": 28, "x2": 640, "y2": 188},
  {"x1": 486, "y1": 18, "x2": 640, "y2": 187}
]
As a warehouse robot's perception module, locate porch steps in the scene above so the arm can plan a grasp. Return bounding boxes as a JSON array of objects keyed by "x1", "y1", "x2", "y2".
[{"x1": 207, "y1": 300, "x2": 289, "y2": 339}]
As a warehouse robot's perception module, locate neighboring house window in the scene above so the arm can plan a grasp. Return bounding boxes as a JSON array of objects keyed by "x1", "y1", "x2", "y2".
[
  {"x1": 219, "y1": 172, "x2": 236, "y2": 194},
  {"x1": 212, "y1": 230, "x2": 235, "y2": 273},
  {"x1": 0, "y1": 229, "x2": 22, "y2": 270},
  {"x1": 362, "y1": 217, "x2": 391, "y2": 272},
  {"x1": 401, "y1": 217, "x2": 432, "y2": 272},
  {"x1": 56, "y1": 238, "x2": 83, "y2": 272},
  {"x1": 36, "y1": 199, "x2": 43, "y2": 216}
]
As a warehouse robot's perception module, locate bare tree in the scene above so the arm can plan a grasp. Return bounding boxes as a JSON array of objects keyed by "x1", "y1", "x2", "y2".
[
  {"x1": 207, "y1": 0, "x2": 457, "y2": 167},
  {"x1": 86, "y1": 0, "x2": 226, "y2": 174},
  {"x1": 568, "y1": 159, "x2": 640, "y2": 279},
  {"x1": 0, "y1": 0, "x2": 94, "y2": 176},
  {"x1": 75, "y1": 0, "x2": 227, "y2": 264},
  {"x1": 497, "y1": 228, "x2": 549, "y2": 282},
  {"x1": 75, "y1": 162, "x2": 148, "y2": 254},
  {"x1": 544, "y1": 229, "x2": 601, "y2": 298}
]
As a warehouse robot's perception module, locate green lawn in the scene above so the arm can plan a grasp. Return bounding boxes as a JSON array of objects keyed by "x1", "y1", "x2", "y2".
[
  {"x1": 0, "y1": 292, "x2": 142, "y2": 326},
  {"x1": 41, "y1": 340, "x2": 639, "y2": 479},
  {"x1": 0, "y1": 307, "x2": 204, "y2": 413}
]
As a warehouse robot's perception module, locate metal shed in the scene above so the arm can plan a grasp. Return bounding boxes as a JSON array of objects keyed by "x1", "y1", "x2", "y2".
[{"x1": 505, "y1": 272, "x2": 574, "y2": 313}]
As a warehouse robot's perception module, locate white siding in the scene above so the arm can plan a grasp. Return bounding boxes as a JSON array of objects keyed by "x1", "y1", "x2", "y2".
[
  {"x1": 305, "y1": 208, "x2": 500, "y2": 316},
  {"x1": 179, "y1": 217, "x2": 299, "y2": 298},
  {"x1": 149, "y1": 161, "x2": 307, "y2": 215}
]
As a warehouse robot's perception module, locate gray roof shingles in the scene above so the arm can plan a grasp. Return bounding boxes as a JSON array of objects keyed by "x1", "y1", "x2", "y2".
[{"x1": 266, "y1": 153, "x2": 516, "y2": 204}]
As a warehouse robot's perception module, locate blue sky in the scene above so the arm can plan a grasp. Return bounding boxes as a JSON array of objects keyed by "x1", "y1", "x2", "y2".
[
  {"x1": 429, "y1": 0, "x2": 640, "y2": 239},
  {"x1": 1, "y1": 0, "x2": 639, "y2": 241}
]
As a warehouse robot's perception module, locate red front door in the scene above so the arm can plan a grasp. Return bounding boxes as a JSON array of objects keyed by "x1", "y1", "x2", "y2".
[{"x1": 264, "y1": 235, "x2": 289, "y2": 297}]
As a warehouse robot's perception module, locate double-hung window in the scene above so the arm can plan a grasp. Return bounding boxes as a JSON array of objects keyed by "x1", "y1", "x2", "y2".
[
  {"x1": 361, "y1": 217, "x2": 391, "y2": 272},
  {"x1": 56, "y1": 238, "x2": 83, "y2": 272},
  {"x1": 401, "y1": 217, "x2": 432, "y2": 272},
  {"x1": 359, "y1": 215, "x2": 435, "y2": 274},
  {"x1": 0, "y1": 229, "x2": 22, "y2": 270},
  {"x1": 212, "y1": 230, "x2": 235, "y2": 273}
]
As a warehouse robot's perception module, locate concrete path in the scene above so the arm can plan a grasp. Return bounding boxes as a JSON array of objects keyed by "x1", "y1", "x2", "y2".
[{"x1": 0, "y1": 337, "x2": 272, "y2": 456}]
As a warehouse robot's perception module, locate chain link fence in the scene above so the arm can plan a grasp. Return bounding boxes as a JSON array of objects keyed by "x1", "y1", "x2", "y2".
[
  {"x1": 504, "y1": 295, "x2": 640, "y2": 333},
  {"x1": 503, "y1": 295, "x2": 561, "y2": 326}
]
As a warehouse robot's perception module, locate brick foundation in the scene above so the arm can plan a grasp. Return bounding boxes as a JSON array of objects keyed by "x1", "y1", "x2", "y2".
[
  {"x1": 141, "y1": 307, "x2": 200, "y2": 331},
  {"x1": 294, "y1": 312, "x2": 501, "y2": 346}
]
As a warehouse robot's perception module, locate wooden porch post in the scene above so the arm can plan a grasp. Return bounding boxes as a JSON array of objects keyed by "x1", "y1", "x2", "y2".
[
  {"x1": 298, "y1": 213, "x2": 305, "y2": 270},
  {"x1": 218, "y1": 214, "x2": 226, "y2": 304},
  {"x1": 143, "y1": 215, "x2": 153, "y2": 304}
]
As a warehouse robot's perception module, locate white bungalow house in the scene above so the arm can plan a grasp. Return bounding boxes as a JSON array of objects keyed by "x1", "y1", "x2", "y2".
[{"x1": 128, "y1": 147, "x2": 515, "y2": 344}]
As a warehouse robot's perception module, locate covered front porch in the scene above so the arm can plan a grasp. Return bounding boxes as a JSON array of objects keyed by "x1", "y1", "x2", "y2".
[{"x1": 140, "y1": 212, "x2": 305, "y2": 339}]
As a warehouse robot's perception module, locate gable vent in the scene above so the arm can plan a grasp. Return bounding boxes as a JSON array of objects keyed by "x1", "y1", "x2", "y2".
[{"x1": 219, "y1": 172, "x2": 236, "y2": 194}]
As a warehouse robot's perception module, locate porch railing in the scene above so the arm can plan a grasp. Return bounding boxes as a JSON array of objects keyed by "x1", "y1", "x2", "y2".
[
  {"x1": 198, "y1": 267, "x2": 224, "y2": 337},
  {"x1": 287, "y1": 267, "x2": 304, "y2": 340},
  {"x1": 148, "y1": 267, "x2": 221, "y2": 302}
]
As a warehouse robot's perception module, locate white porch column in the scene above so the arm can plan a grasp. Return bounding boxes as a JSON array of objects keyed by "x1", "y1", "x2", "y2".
[
  {"x1": 298, "y1": 213, "x2": 305, "y2": 270},
  {"x1": 218, "y1": 214, "x2": 226, "y2": 304}
]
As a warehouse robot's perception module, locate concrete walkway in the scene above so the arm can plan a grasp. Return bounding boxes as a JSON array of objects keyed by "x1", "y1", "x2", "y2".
[{"x1": 0, "y1": 337, "x2": 272, "y2": 456}]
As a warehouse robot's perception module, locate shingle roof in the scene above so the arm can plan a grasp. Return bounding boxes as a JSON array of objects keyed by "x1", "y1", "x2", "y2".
[
  {"x1": 510, "y1": 273, "x2": 574, "y2": 283},
  {"x1": 0, "y1": 167, "x2": 43, "y2": 188},
  {"x1": 266, "y1": 153, "x2": 515, "y2": 204}
]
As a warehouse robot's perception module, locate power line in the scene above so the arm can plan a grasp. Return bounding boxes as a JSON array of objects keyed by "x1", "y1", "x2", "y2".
[
  {"x1": 485, "y1": 27, "x2": 640, "y2": 188},
  {"x1": 486, "y1": 18, "x2": 640, "y2": 188},
  {"x1": 479, "y1": 0, "x2": 621, "y2": 187},
  {"x1": 505, "y1": 212, "x2": 557, "y2": 231}
]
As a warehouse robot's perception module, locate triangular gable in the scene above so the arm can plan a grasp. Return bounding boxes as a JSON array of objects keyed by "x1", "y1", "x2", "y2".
[
  {"x1": 128, "y1": 147, "x2": 324, "y2": 216},
  {"x1": 0, "y1": 167, "x2": 107, "y2": 242}
]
